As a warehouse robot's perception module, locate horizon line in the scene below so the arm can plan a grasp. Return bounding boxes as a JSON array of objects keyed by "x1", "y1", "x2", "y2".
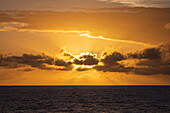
[{"x1": 0, "y1": 85, "x2": 169, "y2": 87}]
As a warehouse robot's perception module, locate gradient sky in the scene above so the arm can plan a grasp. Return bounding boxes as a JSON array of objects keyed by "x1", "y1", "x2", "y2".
[
  {"x1": 0, "y1": 0, "x2": 170, "y2": 85},
  {"x1": 0, "y1": 0, "x2": 170, "y2": 11}
]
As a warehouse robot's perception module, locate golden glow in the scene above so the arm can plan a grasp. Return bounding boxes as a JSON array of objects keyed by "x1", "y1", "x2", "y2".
[
  {"x1": 0, "y1": 9, "x2": 170, "y2": 85},
  {"x1": 0, "y1": 68, "x2": 169, "y2": 85}
]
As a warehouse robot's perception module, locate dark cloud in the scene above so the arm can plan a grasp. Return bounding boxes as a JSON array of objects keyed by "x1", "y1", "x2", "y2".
[
  {"x1": 17, "y1": 53, "x2": 55, "y2": 70},
  {"x1": 93, "y1": 51, "x2": 131, "y2": 73},
  {"x1": 0, "y1": 45, "x2": 169, "y2": 75},
  {"x1": 128, "y1": 45, "x2": 170, "y2": 62},
  {"x1": 55, "y1": 59, "x2": 73, "y2": 71},
  {"x1": 93, "y1": 64, "x2": 132, "y2": 73},
  {"x1": 136, "y1": 59, "x2": 162, "y2": 67},
  {"x1": 55, "y1": 59, "x2": 71, "y2": 66},
  {"x1": 0, "y1": 55, "x2": 25, "y2": 68},
  {"x1": 0, "y1": 53, "x2": 75, "y2": 71},
  {"x1": 94, "y1": 59, "x2": 170, "y2": 75},
  {"x1": 133, "y1": 65, "x2": 170, "y2": 75},
  {"x1": 76, "y1": 67, "x2": 91, "y2": 71},
  {"x1": 101, "y1": 51, "x2": 125, "y2": 65},
  {"x1": 73, "y1": 53, "x2": 99, "y2": 65},
  {"x1": 19, "y1": 68, "x2": 34, "y2": 72},
  {"x1": 123, "y1": 45, "x2": 170, "y2": 75},
  {"x1": 160, "y1": 44, "x2": 170, "y2": 64},
  {"x1": 142, "y1": 48, "x2": 160, "y2": 59},
  {"x1": 128, "y1": 47, "x2": 161, "y2": 59},
  {"x1": 132, "y1": 45, "x2": 170, "y2": 75},
  {"x1": 93, "y1": 45, "x2": 170, "y2": 75},
  {"x1": 59, "y1": 49, "x2": 74, "y2": 59},
  {"x1": 0, "y1": 53, "x2": 59, "y2": 70}
]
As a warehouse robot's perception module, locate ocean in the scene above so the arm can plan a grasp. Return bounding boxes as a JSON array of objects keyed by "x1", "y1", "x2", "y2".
[{"x1": 0, "y1": 86, "x2": 170, "y2": 113}]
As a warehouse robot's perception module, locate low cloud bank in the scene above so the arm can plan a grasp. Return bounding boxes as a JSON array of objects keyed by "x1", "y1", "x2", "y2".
[{"x1": 0, "y1": 44, "x2": 170, "y2": 75}]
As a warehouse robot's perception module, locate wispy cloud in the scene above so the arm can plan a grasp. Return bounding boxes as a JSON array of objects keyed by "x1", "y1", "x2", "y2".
[
  {"x1": 1, "y1": 10, "x2": 170, "y2": 45},
  {"x1": 0, "y1": 22, "x2": 153, "y2": 47},
  {"x1": 0, "y1": 0, "x2": 124, "y2": 11},
  {"x1": 80, "y1": 33, "x2": 154, "y2": 47},
  {"x1": 0, "y1": 22, "x2": 89, "y2": 34},
  {"x1": 101, "y1": 0, "x2": 170, "y2": 7},
  {"x1": 0, "y1": 22, "x2": 28, "y2": 31}
]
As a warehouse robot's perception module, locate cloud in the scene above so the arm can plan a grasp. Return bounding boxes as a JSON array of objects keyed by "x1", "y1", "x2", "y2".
[
  {"x1": 1, "y1": 0, "x2": 169, "y2": 12},
  {"x1": 101, "y1": 51, "x2": 125, "y2": 65},
  {"x1": 94, "y1": 59, "x2": 170, "y2": 75},
  {"x1": 1, "y1": 10, "x2": 170, "y2": 45},
  {"x1": 76, "y1": 67, "x2": 91, "y2": 71},
  {"x1": 128, "y1": 47, "x2": 161, "y2": 59},
  {"x1": 103, "y1": 0, "x2": 170, "y2": 8},
  {"x1": 73, "y1": 52, "x2": 99, "y2": 65},
  {"x1": 0, "y1": 22, "x2": 89, "y2": 34},
  {"x1": 0, "y1": 22, "x2": 151, "y2": 47},
  {"x1": 0, "y1": 22, "x2": 28, "y2": 31},
  {"x1": 19, "y1": 68, "x2": 34, "y2": 72},
  {"x1": 55, "y1": 59, "x2": 71, "y2": 66},
  {"x1": 0, "y1": 45, "x2": 169, "y2": 75},
  {"x1": 0, "y1": 53, "x2": 58, "y2": 70},
  {"x1": 133, "y1": 65, "x2": 170, "y2": 75},
  {"x1": 55, "y1": 59, "x2": 73, "y2": 71},
  {"x1": 127, "y1": 44, "x2": 170, "y2": 63},
  {"x1": 92, "y1": 50, "x2": 132, "y2": 73},
  {"x1": 120, "y1": 45, "x2": 170, "y2": 75},
  {"x1": 160, "y1": 44, "x2": 170, "y2": 64},
  {"x1": 80, "y1": 33, "x2": 153, "y2": 47},
  {"x1": 119, "y1": 58, "x2": 170, "y2": 75},
  {"x1": 93, "y1": 64, "x2": 132, "y2": 72},
  {"x1": 93, "y1": 45, "x2": 170, "y2": 75},
  {"x1": 0, "y1": 0, "x2": 124, "y2": 11},
  {"x1": 59, "y1": 49, "x2": 74, "y2": 59}
]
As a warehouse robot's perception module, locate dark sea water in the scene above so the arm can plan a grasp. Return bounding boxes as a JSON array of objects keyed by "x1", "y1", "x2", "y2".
[{"x1": 0, "y1": 86, "x2": 170, "y2": 113}]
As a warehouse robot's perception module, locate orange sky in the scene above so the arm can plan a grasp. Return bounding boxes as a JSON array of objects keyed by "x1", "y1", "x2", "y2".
[{"x1": 0, "y1": 2, "x2": 170, "y2": 85}]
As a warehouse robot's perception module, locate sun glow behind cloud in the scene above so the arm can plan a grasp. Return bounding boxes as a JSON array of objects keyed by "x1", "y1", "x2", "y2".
[{"x1": 0, "y1": 8, "x2": 170, "y2": 85}]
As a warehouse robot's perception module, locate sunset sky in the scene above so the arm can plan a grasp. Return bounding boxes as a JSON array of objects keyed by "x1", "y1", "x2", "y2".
[{"x1": 0, "y1": 0, "x2": 170, "y2": 85}]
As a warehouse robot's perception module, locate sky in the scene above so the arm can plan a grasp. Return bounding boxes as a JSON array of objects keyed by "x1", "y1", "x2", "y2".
[
  {"x1": 0, "y1": 0, "x2": 170, "y2": 11},
  {"x1": 0, "y1": 0, "x2": 170, "y2": 85}
]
